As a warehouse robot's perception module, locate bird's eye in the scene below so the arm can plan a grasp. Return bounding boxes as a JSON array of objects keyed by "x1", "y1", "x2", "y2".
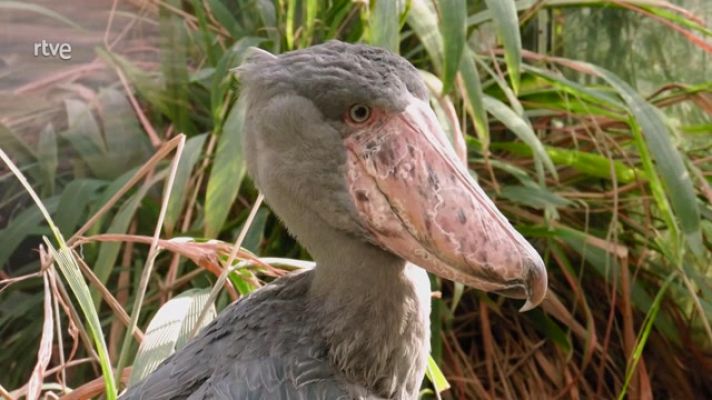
[{"x1": 348, "y1": 104, "x2": 371, "y2": 123}]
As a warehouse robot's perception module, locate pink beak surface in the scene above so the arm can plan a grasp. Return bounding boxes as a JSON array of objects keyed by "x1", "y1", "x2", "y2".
[{"x1": 345, "y1": 97, "x2": 547, "y2": 311}]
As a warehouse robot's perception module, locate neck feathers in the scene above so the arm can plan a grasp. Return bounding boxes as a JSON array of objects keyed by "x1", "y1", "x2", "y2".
[{"x1": 310, "y1": 242, "x2": 432, "y2": 399}]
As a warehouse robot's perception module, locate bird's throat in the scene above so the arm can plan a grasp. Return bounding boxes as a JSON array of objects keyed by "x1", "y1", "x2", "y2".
[{"x1": 308, "y1": 231, "x2": 432, "y2": 399}]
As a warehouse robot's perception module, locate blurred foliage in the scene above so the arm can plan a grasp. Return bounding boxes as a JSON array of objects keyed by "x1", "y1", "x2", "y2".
[{"x1": 0, "y1": 0, "x2": 711, "y2": 399}]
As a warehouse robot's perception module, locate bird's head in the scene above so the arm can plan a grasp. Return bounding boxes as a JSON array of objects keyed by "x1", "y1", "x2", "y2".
[{"x1": 236, "y1": 41, "x2": 547, "y2": 311}]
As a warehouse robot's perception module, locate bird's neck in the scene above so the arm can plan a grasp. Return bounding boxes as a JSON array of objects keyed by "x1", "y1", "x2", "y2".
[
  {"x1": 259, "y1": 181, "x2": 431, "y2": 397},
  {"x1": 307, "y1": 228, "x2": 432, "y2": 399}
]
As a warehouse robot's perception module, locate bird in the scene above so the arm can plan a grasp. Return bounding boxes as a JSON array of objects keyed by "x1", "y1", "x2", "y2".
[{"x1": 120, "y1": 40, "x2": 547, "y2": 400}]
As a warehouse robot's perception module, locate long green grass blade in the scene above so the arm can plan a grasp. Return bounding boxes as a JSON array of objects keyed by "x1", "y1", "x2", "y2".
[
  {"x1": 164, "y1": 133, "x2": 208, "y2": 234},
  {"x1": 483, "y1": 96, "x2": 557, "y2": 180},
  {"x1": 205, "y1": 98, "x2": 247, "y2": 238},
  {"x1": 254, "y1": 0, "x2": 280, "y2": 51},
  {"x1": 98, "y1": 88, "x2": 151, "y2": 171},
  {"x1": 459, "y1": 49, "x2": 490, "y2": 148},
  {"x1": 617, "y1": 272, "x2": 677, "y2": 399},
  {"x1": 92, "y1": 183, "x2": 154, "y2": 305},
  {"x1": 55, "y1": 179, "x2": 104, "y2": 236},
  {"x1": 493, "y1": 142, "x2": 642, "y2": 183},
  {"x1": 45, "y1": 242, "x2": 117, "y2": 399},
  {"x1": 0, "y1": 196, "x2": 59, "y2": 267},
  {"x1": 301, "y1": 0, "x2": 318, "y2": 48},
  {"x1": 285, "y1": 0, "x2": 297, "y2": 50},
  {"x1": 160, "y1": 3, "x2": 196, "y2": 136},
  {"x1": 37, "y1": 124, "x2": 57, "y2": 195},
  {"x1": 1, "y1": 123, "x2": 36, "y2": 164},
  {"x1": 207, "y1": 0, "x2": 241, "y2": 37},
  {"x1": 438, "y1": 0, "x2": 466, "y2": 94},
  {"x1": 593, "y1": 66, "x2": 703, "y2": 256},
  {"x1": 482, "y1": 0, "x2": 522, "y2": 93},
  {"x1": 61, "y1": 99, "x2": 109, "y2": 178},
  {"x1": 407, "y1": 0, "x2": 443, "y2": 72},
  {"x1": 371, "y1": 0, "x2": 400, "y2": 53}
]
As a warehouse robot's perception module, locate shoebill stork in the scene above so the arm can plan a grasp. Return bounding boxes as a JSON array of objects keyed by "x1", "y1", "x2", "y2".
[{"x1": 121, "y1": 40, "x2": 547, "y2": 400}]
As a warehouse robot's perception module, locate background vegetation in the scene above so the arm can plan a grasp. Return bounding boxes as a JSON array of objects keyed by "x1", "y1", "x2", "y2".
[{"x1": 1, "y1": 0, "x2": 710, "y2": 399}]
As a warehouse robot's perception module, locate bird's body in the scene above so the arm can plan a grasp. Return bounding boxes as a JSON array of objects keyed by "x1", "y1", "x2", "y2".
[
  {"x1": 122, "y1": 41, "x2": 546, "y2": 400},
  {"x1": 122, "y1": 260, "x2": 430, "y2": 399}
]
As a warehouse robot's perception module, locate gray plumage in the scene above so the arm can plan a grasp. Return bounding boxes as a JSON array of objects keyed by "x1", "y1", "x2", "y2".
[
  {"x1": 238, "y1": 40, "x2": 428, "y2": 120},
  {"x1": 121, "y1": 41, "x2": 433, "y2": 400},
  {"x1": 121, "y1": 40, "x2": 547, "y2": 400}
]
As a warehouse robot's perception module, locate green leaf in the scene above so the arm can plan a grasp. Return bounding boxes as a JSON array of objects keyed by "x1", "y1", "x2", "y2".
[
  {"x1": 92, "y1": 184, "x2": 153, "y2": 305},
  {"x1": 254, "y1": 0, "x2": 279, "y2": 52},
  {"x1": 482, "y1": 0, "x2": 522, "y2": 92},
  {"x1": 371, "y1": 0, "x2": 400, "y2": 53},
  {"x1": 128, "y1": 289, "x2": 216, "y2": 385},
  {"x1": 618, "y1": 272, "x2": 677, "y2": 399},
  {"x1": 483, "y1": 96, "x2": 557, "y2": 180},
  {"x1": 500, "y1": 184, "x2": 572, "y2": 209},
  {"x1": 301, "y1": 0, "x2": 318, "y2": 48},
  {"x1": 211, "y1": 36, "x2": 263, "y2": 125},
  {"x1": 459, "y1": 49, "x2": 490, "y2": 148},
  {"x1": 437, "y1": 0, "x2": 466, "y2": 94},
  {"x1": 522, "y1": 64, "x2": 625, "y2": 109},
  {"x1": 37, "y1": 123, "x2": 57, "y2": 195},
  {"x1": 492, "y1": 142, "x2": 641, "y2": 183},
  {"x1": 425, "y1": 354, "x2": 451, "y2": 393},
  {"x1": 160, "y1": 4, "x2": 196, "y2": 136},
  {"x1": 96, "y1": 49, "x2": 171, "y2": 120},
  {"x1": 285, "y1": 0, "x2": 297, "y2": 50},
  {"x1": 62, "y1": 99, "x2": 111, "y2": 178},
  {"x1": 0, "y1": 196, "x2": 59, "y2": 268},
  {"x1": 45, "y1": 242, "x2": 117, "y2": 399},
  {"x1": 207, "y1": 0, "x2": 241, "y2": 38},
  {"x1": 0, "y1": 122, "x2": 36, "y2": 164},
  {"x1": 205, "y1": 98, "x2": 247, "y2": 238},
  {"x1": 593, "y1": 66, "x2": 702, "y2": 256},
  {"x1": 97, "y1": 88, "x2": 151, "y2": 170},
  {"x1": 407, "y1": 0, "x2": 443, "y2": 72},
  {"x1": 228, "y1": 269, "x2": 258, "y2": 297},
  {"x1": 54, "y1": 179, "x2": 105, "y2": 237},
  {"x1": 526, "y1": 308, "x2": 572, "y2": 352},
  {"x1": 164, "y1": 133, "x2": 208, "y2": 234},
  {"x1": 474, "y1": 55, "x2": 524, "y2": 116},
  {"x1": 241, "y1": 208, "x2": 269, "y2": 253},
  {"x1": 191, "y1": 0, "x2": 219, "y2": 66}
]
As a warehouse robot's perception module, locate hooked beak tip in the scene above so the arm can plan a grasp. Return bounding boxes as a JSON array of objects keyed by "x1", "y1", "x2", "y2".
[{"x1": 519, "y1": 258, "x2": 548, "y2": 312}]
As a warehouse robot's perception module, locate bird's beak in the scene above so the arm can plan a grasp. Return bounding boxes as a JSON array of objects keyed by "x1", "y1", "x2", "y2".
[{"x1": 345, "y1": 97, "x2": 547, "y2": 311}]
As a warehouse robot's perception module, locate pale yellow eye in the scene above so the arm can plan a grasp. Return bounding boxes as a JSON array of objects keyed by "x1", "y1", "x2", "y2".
[{"x1": 349, "y1": 104, "x2": 371, "y2": 123}]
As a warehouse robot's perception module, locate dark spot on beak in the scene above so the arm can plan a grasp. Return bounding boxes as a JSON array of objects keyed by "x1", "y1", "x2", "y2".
[
  {"x1": 407, "y1": 144, "x2": 415, "y2": 157},
  {"x1": 426, "y1": 165, "x2": 439, "y2": 188},
  {"x1": 457, "y1": 209, "x2": 467, "y2": 224},
  {"x1": 375, "y1": 140, "x2": 396, "y2": 170},
  {"x1": 355, "y1": 190, "x2": 369, "y2": 202}
]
